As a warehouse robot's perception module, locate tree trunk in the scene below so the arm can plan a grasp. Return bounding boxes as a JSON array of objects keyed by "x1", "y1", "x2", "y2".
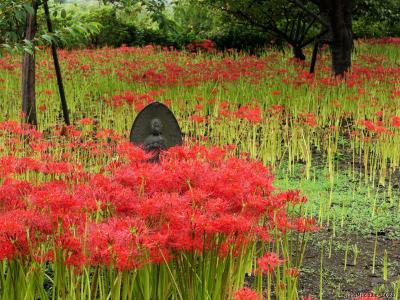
[
  {"x1": 43, "y1": 0, "x2": 70, "y2": 126},
  {"x1": 309, "y1": 41, "x2": 319, "y2": 73},
  {"x1": 293, "y1": 46, "x2": 306, "y2": 60},
  {"x1": 22, "y1": 0, "x2": 38, "y2": 126},
  {"x1": 330, "y1": 0, "x2": 353, "y2": 76},
  {"x1": 317, "y1": 0, "x2": 353, "y2": 76}
]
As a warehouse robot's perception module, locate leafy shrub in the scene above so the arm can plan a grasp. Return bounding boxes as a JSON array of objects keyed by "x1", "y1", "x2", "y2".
[
  {"x1": 209, "y1": 23, "x2": 276, "y2": 53},
  {"x1": 39, "y1": 3, "x2": 161, "y2": 48}
]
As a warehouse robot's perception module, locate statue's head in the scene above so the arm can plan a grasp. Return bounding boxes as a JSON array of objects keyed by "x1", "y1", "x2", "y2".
[{"x1": 150, "y1": 118, "x2": 162, "y2": 135}]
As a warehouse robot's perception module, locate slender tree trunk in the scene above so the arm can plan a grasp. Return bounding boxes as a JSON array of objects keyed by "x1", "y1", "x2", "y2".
[
  {"x1": 43, "y1": 0, "x2": 70, "y2": 125},
  {"x1": 309, "y1": 41, "x2": 319, "y2": 73},
  {"x1": 22, "y1": 0, "x2": 38, "y2": 126}
]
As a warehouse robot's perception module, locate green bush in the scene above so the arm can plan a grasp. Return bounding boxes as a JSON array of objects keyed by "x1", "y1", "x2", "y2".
[
  {"x1": 172, "y1": 1, "x2": 275, "y2": 52},
  {"x1": 38, "y1": 3, "x2": 167, "y2": 48},
  {"x1": 82, "y1": 6, "x2": 136, "y2": 47},
  {"x1": 353, "y1": 0, "x2": 400, "y2": 38},
  {"x1": 209, "y1": 23, "x2": 275, "y2": 53}
]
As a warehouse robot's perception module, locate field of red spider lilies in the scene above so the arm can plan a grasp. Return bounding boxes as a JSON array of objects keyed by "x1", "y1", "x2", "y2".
[{"x1": 0, "y1": 39, "x2": 400, "y2": 299}]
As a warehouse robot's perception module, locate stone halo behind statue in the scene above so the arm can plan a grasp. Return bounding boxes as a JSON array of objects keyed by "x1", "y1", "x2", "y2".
[{"x1": 130, "y1": 102, "x2": 183, "y2": 162}]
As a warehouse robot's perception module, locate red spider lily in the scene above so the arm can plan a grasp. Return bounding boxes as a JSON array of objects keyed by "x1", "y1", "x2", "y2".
[
  {"x1": 235, "y1": 105, "x2": 262, "y2": 124},
  {"x1": 257, "y1": 252, "x2": 285, "y2": 273},
  {"x1": 391, "y1": 116, "x2": 400, "y2": 127},
  {"x1": 270, "y1": 104, "x2": 284, "y2": 113},
  {"x1": 369, "y1": 37, "x2": 400, "y2": 45},
  {"x1": 43, "y1": 89, "x2": 54, "y2": 95},
  {"x1": 190, "y1": 115, "x2": 205, "y2": 123},
  {"x1": 80, "y1": 64, "x2": 91, "y2": 71},
  {"x1": 272, "y1": 90, "x2": 281, "y2": 95},
  {"x1": 0, "y1": 118, "x2": 317, "y2": 300},
  {"x1": 281, "y1": 190, "x2": 307, "y2": 205},
  {"x1": 78, "y1": 117, "x2": 94, "y2": 125},
  {"x1": 0, "y1": 140, "x2": 315, "y2": 267},
  {"x1": 392, "y1": 89, "x2": 400, "y2": 97},
  {"x1": 285, "y1": 267, "x2": 300, "y2": 277},
  {"x1": 234, "y1": 288, "x2": 259, "y2": 300},
  {"x1": 107, "y1": 90, "x2": 163, "y2": 108},
  {"x1": 289, "y1": 217, "x2": 319, "y2": 233},
  {"x1": 358, "y1": 119, "x2": 392, "y2": 135},
  {"x1": 186, "y1": 39, "x2": 216, "y2": 53},
  {"x1": 0, "y1": 210, "x2": 52, "y2": 260},
  {"x1": 359, "y1": 119, "x2": 375, "y2": 131},
  {"x1": 299, "y1": 112, "x2": 317, "y2": 127},
  {"x1": 195, "y1": 104, "x2": 203, "y2": 111},
  {"x1": 0, "y1": 57, "x2": 18, "y2": 71},
  {"x1": 0, "y1": 179, "x2": 32, "y2": 210}
]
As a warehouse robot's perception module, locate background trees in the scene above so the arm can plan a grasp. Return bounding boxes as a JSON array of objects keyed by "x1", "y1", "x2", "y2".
[
  {"x1": 6, "y1": 0, "x2": 395, "y2": 54},
  {"x1": 2, "y1": 0, "x2": 399, "y2": 53},
  {"x1": 353, "y1": 0, "x2": 400, "y2": 37},
  {"x1": 1, "y1": 0, "x2": 399, "y2": 125},
  {"x1": 1, "y1": 0, "x2": 99, "y2": 125},
  {"x1": 198, "y1": 0, "x2": 322, "y2": 60}
]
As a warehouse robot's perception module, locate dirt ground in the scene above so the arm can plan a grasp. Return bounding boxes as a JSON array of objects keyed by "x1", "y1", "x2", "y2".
[
  {"x1": 244, "y1": 230, "x2": 400, "y2": 299},
  {"x1": 299, "y1": 230, "x2": 400, "y2": 299}
]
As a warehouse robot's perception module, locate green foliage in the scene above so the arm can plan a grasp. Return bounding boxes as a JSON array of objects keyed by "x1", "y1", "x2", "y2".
[
  {"x1": 209, "y1": 21, "x2": 275, "y2": 52},
  {"x1": 198, "y1": 0, "x2": 320, "y2": 49},
  {"x1": 172, "y1": 0, "x2": 216, "y2": 37},
  {"x1": 0, "y1": 0, "x2": 31, "y2": 52},
  {"x1": 45, "y1": 2, "x2": 169, "y2": 48},
  {"x1": 353, "y1": 0, "x2": 400, "y2": 38},
  {"x1": 3, "y1": 0, "x2": 398, "y2": 53},
  {"x1": 67, "y1": 5, "x2": 136, "y2": 47},
  {"x1": 0, "y1": 1, "x2": 100, "y2": 55}
]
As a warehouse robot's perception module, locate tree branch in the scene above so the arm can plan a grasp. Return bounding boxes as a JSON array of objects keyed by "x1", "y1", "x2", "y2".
[
  {"x1": 300, "y1": 27, "x2": 328, "y2": 48},
  {"x1": 227, "y1": 8, "x2": 296, "y2": 45},
  {"x1": 287, "y1": 0, "x2": 329, "y2": 27}
]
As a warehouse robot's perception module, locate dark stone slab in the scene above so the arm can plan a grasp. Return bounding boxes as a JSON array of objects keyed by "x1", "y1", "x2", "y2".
[{"x1": 130, "y1": 102, "x2": 182, "y2": 161}]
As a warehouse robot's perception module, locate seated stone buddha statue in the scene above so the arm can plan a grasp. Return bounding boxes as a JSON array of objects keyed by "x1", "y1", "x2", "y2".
[
  {"x1": 130, "y1": 102, "x2": 183, "y2": 163},
  {"x1": 143, "y1": 118, "x2": 167, "y2": 152}
]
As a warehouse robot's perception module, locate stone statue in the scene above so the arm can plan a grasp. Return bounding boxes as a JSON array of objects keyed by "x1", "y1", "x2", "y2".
[{"x1": 130, "y1": 102, "x2": 182, "y2": 162}]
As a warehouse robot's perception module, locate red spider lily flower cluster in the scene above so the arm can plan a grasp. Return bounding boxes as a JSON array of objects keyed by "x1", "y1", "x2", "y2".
[
  {"x1": 235, "y1": 105, "x2": 263, "y2": 124},
  {"x1": 0, "y1": 121, "x2": 316, "y2": 274},
  {"x1": 285, "y1": 267, "x2": 300, "y2": 277},
  {"x1": 257, "y1": 252, "x2": 285, "y2": 273},
  {"x1": 186, "y1": 39, "x2": 216, "y2": 53},
  {"x1": 234, "y1": 287, "x2": 260, "y2": 300},
  {"x1": 357, "y1": 119, "x2": 394, "y2": 136},
  {"x1": 108, "y1": 90, "x2": 165, "y2": 110},
  {"x1": 367, "y1": 37, "x2": 400, "y2": 45}
]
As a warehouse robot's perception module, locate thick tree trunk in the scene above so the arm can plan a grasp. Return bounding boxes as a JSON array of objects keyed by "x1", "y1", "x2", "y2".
[
  {"x1": 330, "y1": 0, "x2": 353, "y2": 76},
  {"x1": 317, "y1": 0, "x2": 353, "y2": 76},
  {"x1": 22, "y1": 0, "x2": 38, "y2": 126}
]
